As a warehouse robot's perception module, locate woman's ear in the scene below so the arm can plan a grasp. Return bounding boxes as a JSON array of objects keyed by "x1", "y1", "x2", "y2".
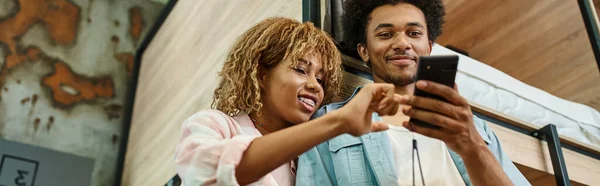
[{"x1": 258, "y1": 71, "x2": 268, "y2": 89}]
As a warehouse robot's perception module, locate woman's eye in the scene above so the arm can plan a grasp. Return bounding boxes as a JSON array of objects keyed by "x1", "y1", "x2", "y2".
[
  {"x1": 316, "y1": 78, "x2": 324, "y2": 86},
  {"x1": 294, "y1": 67, "x2": 306, "y2": 74}
]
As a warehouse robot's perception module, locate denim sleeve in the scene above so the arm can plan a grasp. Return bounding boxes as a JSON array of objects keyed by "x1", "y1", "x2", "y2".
[
  {"x1": 310, "y1": 104, "x2": 329, "y2": 120},
  {"x1": 297, "y1": 105, "x2": 338, "y2": 186},
  {"x1": 479, "y1": 117, "x2": 531, "y2": 186}
]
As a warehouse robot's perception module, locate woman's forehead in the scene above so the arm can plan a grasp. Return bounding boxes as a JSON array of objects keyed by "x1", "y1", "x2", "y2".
[{"x1": 298, "y1": 52, "x2": 325, "y2": 65}]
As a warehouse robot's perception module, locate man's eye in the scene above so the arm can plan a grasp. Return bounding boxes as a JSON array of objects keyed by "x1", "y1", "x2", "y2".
[
  {"x1": 378, "y1": 33, "x2": 392, "y2": 38},
  {"x1": 408, "y1": 31, "x2": 423, "y2": 36}
]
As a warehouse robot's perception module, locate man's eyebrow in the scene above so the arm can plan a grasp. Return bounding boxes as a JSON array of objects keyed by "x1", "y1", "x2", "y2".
[
  {"x1": 374, "y1": 22, "x2": 424, "y2": 31},
  {"x1": 374, "y1": 23, "x2": 394, "y2": 31},
  {"x1": 406, "y1": 22, "x2": 424, "y2": 28}
]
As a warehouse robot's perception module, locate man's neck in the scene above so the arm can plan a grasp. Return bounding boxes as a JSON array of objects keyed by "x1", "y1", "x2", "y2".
[
  {"x1": 372, "y1": 79, "x2": 416, "y2": 95},
  {"x1": 394, "y1": 83, "x2": 415, "y2": 96}
]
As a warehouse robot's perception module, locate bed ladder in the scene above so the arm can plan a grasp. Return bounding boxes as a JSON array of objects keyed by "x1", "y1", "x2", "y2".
[{"x1": 532, "y1": 124, "x2": 571, "y2": 186}]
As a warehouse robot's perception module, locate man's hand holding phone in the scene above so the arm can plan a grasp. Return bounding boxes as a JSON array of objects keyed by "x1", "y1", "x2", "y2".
[{"x1": 402, "y1": 75, "x2": 488, "y2": 158}]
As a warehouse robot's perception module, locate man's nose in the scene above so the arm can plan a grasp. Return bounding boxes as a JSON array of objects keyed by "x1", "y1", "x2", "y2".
[{"x1": 392, "y1": 34, "x2": 412, "y2": 51}]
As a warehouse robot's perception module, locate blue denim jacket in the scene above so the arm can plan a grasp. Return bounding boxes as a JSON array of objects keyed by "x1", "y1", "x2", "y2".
[{"x1": 296, "y1": 87, "x2": 530, "y2": 186}]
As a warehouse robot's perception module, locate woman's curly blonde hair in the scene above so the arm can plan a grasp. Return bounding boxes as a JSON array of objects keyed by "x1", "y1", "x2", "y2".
[{"x1": 212, "y1": 17, "x2": 343, "y2": 116}]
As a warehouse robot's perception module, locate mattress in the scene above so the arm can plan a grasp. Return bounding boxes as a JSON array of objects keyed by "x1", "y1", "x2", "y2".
[{"x1": 431, "y1": 45, "x2": 600, "y2": 148}]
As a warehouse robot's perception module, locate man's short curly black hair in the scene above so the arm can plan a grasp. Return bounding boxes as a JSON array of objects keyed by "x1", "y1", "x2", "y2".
[{"x1": 343, "y1": 0, "x2": 445, "y2": 46}]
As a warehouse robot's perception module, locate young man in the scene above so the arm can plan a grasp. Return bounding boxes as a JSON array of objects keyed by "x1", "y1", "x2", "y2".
[{"x1": 296, "y1": 0, "x2": 530, "y2": 185}]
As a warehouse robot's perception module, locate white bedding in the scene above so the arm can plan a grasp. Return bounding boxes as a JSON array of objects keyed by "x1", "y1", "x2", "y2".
[{"x1": 431, "y1": 45, "x2": 600, "y2": 148}]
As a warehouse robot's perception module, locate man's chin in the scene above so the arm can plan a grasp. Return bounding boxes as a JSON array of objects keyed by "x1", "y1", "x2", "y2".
[
  {"x1": 372, "y1": 69, "x2": 416, "y2": 86},
  {"x1": 386, "y1": 76, "x2": 416, "y2": 86}
]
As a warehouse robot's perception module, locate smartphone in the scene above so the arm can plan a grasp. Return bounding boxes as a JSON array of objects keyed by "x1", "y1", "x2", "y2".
[{"x1": 408, "y1": 55, "x2": 459, "y2": 129}]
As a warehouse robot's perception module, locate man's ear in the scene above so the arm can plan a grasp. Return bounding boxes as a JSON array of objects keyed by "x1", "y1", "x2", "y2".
[
  {"x1": 357, "y1": 43, "x2": 370, "y2": 64},
  {"x1": 428, "y1": 41, "x2": 433, "y2": 55}
]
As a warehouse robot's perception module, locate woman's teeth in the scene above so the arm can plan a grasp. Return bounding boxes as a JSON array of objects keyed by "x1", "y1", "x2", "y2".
[{"x1": 298, "y1": 97, "x2": 315, "y2": 107}]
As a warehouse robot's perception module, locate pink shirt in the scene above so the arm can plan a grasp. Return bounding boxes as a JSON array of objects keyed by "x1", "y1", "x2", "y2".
[{"x1": 175, "y1": 110, "x2": 295, "y2": 186}]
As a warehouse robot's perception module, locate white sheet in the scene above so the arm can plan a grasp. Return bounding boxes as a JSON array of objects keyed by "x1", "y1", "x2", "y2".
[{"x1": 431, "y1": 44, "x2": 600, "y2": 148}]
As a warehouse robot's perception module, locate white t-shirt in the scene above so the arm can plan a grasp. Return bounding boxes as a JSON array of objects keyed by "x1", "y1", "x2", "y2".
[{"x1": 386, "y1": 124, "x2": 465, "y2": 186}]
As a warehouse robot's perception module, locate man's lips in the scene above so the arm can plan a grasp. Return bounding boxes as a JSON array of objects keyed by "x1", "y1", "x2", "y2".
[{"x1": 387, "y1": 55, "x2": 415, "y2": 67}]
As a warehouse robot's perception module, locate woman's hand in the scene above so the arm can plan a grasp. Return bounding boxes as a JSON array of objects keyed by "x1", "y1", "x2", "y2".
[{"x1": 335, "y1": 83, "x2": 401, "y2": 136}]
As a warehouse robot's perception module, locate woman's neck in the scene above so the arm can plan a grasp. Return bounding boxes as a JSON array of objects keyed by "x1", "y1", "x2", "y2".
[{"x1": 248, "y1": 111, "x2": 290, "y2": 135}]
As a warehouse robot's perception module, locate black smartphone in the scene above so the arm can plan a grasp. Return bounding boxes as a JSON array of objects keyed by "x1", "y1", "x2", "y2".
[{"x1": 408, "y1": 55, "x2": 459, "y2": 129}]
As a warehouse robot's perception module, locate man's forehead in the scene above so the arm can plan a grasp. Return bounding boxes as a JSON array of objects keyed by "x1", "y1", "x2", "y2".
[{"x1": 368, "y1": 3, "x2": 427, "y2": 28}]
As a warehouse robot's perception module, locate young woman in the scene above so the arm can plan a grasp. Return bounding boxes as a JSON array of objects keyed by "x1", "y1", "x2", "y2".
[{"x1": 174, "y1": 17, "x2": 401, "y2": 186}]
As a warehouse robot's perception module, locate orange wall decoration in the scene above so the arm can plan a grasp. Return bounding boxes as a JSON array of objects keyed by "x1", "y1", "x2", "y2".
[{"x1": 0, "y1": 0, "x2": 165, "y2": 185}]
